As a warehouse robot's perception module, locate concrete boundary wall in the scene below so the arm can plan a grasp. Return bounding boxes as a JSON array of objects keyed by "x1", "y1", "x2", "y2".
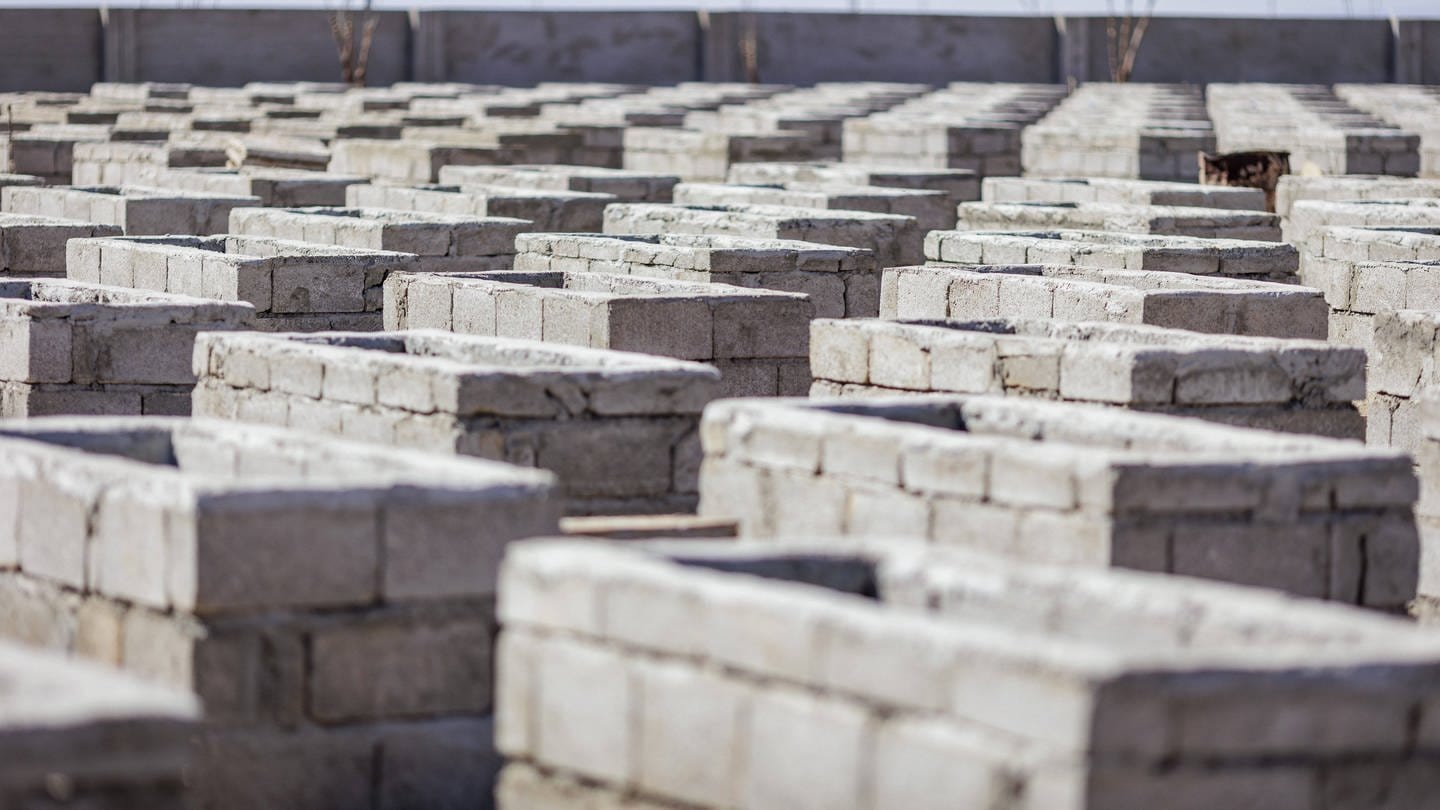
[{"x1": 1, "y1": 11, "x2": 1439, "y2": 89}]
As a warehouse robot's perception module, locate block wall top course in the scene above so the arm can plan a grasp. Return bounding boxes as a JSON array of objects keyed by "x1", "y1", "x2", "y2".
[
  {"x1": 437, "y1": 164, "x2": 682, "y2": 202},
  {"x1": 724, "y1": 161, "x2": 981, "y2": 202},
  {"x1": 500, "y1": 536, "x2": 1440, "y2": 765},
  {"x1": 195, "y1": 329, "x2": 722, "y2": 418},
  {"x1": 65, "y1": 234, "x2": 423, "y2": 316},
  {"x1": 516, "y1": 231, "x2": 876, "y2": 274},
  {"x1": 408, "y1": 268, "x2": 812, "y2": 304},
  {"x1": 227, "y1": 206, "x2": 531, "y2": 257},
  {"x1": 1287, "y1": 198, "x2": 1440, "y2": 244},
  {"x1": 981, "y1": 176, "x2": 1267, "y2": 211},
  {"x1": 0, "y1": 415, "x2": 559, "y2": 613},
  {"x1": 705, "y1": 394, "x2": 1405, "y2": 474},
  {"x1": 924, "y1": 229, "x2": 1300, "y2": 282},
  {"x1": 813, "y1": 316, "x2": 1363, "y2": 400},
  {"x1": 602, "y1": 202, "x2": 921, "y2": 266},
  {"x1": 881, "y1": 264, "x2": 1328, "y2": 342},
  {"x1": 0, "y1": 277, "x2": 255, "y2": 321},
  {"x1": 1275, "y1": 174, "x2": 1440, "y2": 218},
  {"x1": 952, "y1": 201, "x2": 1282, "y2": 241}
]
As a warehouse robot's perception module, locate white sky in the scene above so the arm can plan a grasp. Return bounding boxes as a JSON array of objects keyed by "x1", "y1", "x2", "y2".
[{"x1": 0, "y1": 0, "x2": 1436, "y2": 17}]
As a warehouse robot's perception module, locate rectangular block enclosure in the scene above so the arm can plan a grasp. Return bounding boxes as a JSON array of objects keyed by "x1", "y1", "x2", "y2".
[
  {"x1": 0, "y1": 640, "x2": 197, "y2": 810},
  {"x1": 699, "y1": 395, "x2": 1416, "y2": 609},
  {"x1": 437, "y1": 164, "x2": 680, "y2": 203},
  {"x1": 156, "y1": 167, "x2": 369, "y2": 207},
  {"x1": 2, "y1": 184, "x2": 260, "y2": 236},
  {"x1": 1298, "y1": 225, "x2": 1440, "y2": 351},
  {"x1": 385, "y1": 270, "x2": 813, "y2": 398},
  {"x1": 0, "y1": 416, "x2": 561, "y2": 809},
  {"x1": 67, "y1": 235, "x2": 422, "y2": 331},
  {"x1": 228, "y1": 206, "x2": 530, "y2": 273},
  {"x1": 0, "y1": 278, "x2": 255, "y2": 417},
  {"x1": 497, "y1": 537, "x2": 1440, "y2": 810},
  {"x1": 347, "y1": 182, "x2": 612, "y2": 233},
  {"x1": 982, "y1": 176, "x2": 1267, "y2": 211},
  {"x1": 673, "y1": 181, "x2": 955, "y2": 233},
  {"x1": 191, "y1": 330, "x2": 722, "y2": 515},
  {"x1": 603, "y1": 202, "x2": 923, "y2": 268},
  {"x1": 926, "y1": 228, "x2": 1301, "y2": 283},
  {"x1": 810, "y1": 317, "x2": 1365, "y2": 439},
  {"x1": 514, "y1": 231, "x2": 881, "y2": 318},
  {"x1": 952, "y1": 201, "x2": 1281, "y2": 241},
  {"x1": 882, "y1": 264, "x2": 1329, "y2": 340},
  {"x1": 0, "y1": 214, "x2": 121, "y2": 277},
  {"x1": 725, "y1": 161, "x2": 982, "y2": 209}
]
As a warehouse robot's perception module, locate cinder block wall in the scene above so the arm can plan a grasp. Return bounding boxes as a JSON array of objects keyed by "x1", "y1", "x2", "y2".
[{"x1": 1, "y1": 11, "x2": 1437, "y2": 90}]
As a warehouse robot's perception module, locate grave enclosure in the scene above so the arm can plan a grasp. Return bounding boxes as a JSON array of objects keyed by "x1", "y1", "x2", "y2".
[{"x1": 5, "y1": 70, "x2": 1440, "y2": 810}]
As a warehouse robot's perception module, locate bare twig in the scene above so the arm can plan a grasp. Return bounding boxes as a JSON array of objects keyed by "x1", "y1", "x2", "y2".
[
  {"x1": 739, "y1": 15, "x2": 760, "y2": 85},
  {"x1": 1105, "y1": 0, "x2": 1158, "y2": 83},
  {"x1": 328, "y1": 2, "x2": 378, "y2": 87}
]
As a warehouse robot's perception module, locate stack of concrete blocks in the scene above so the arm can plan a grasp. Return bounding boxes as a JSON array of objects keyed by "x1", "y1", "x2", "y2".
[
  {"x1": 699, "y1": 395, "x2": 1417, "y2": 607},
  {"x1": 1208, "y1": 84, "x2": 1421, "y2": 176},
  {"x1": 810, "y1": 317, "x2": 1365, "y2": 438},
  {"x1": 603, "y1": 202, "x2": 922, "y2": 268},
  {"x1": 90, "y1": 81, "x2": 193, "y2": 102},
  {"x1": 328, "y1": 136, "x2": 576, "y2": 183},
  {"x1": 726, "y1": 161, "x2": 982, "y2": 209},
  {"x1": 1274, "y1": 174, "x2": 1440, "y2": 219},
  {"x1": 1297, "y1": 224, "x2": 1440, "y2": 350},
  {"x1": 501, "y1": 116, "x2": 633, "y2": 168},
  {"x1": 925, "y1": 228, "x2": 1301, "y2": 283},
  {"x1": 0, "y1": 640, "x2": 198, "y2": 810},
  {"x1": 67, "y1": 234, "x2": 421, "y2": 331},
  {"x1": 0, "y1": 415, "x2": 561, "y2": 808},
  {"x1": 430, "y1": 119, "x2": 600, "y2": 166},
  {"x1": 154, "y1": 167, "x2": 369, "y2": 207},
  {"x1": 1333, "y1": 84, "x2": 1440, "y2": 176},
  {"x1": 952, "y1": 201, "x2": 1281, "y2": 241},
  {"x1": 673, "y1": 181, "x2": 955, "y2": 233},
  {"x1": 251, "y1": 115, "x2": 404, "y2": 143},
  {"x1": 0, "y1": 127, "x2": 110, "y2": 183},
  {"x1": 496, "y1": 537, "x2": 1440, "y2": 809},
  {"x1": 1368, "y1": 310, "x2": 1440, "y2": 455},
  {"x1": 983, "y1": 176, "x2": 1267, "y2": 211},
  {"x1": 1021, "y1": 84, "x2": 1214, "y2": 182},
  {"x1": 1, "y1": 185, "x2": 260, "y2": 236},
  {"x1": 536, "y1": 99, "x2": 688, "y2": 142},
  {"x1": 882, "y1": 264, "x2": 1327, "y2": 339},
  {"x1": 347, "y1": 182, "x2": 612, "y2": 232},
  {"x1": 513, "y1": 232, "x2": 881, "y2": 318},
  {"x1": 0, "y1": 278, "x2": 254, "y2": 416},
  {"x1": 681, "y1": 107, "x2": 848, "y2": 161},
  {"x1": 676, "y1": 83, "x2": 928, "y2": 161},
  {"x1": 842, "y1": 82, "x2": 1067, "y2": 176},
  {"x1": 385, "y1": 270, "x2": 813, "y2": 398},
  {"x1": 621, "y1": 127, "x2": 820, "y2": 183},
  {"x1": 0, "y1": 214, "x2": 121, "y2": 277},
  {"x1": 191, "y1": 330, "x2": 722, "y2": 515},
  {"x1": 435, "y1": 164, "x2": 679, "y2": 202},
  {"x1": 227, "y1": 206, "x2": 529, "y2": 272},
  {"x1": 70, "y1": 135, "x2": 231, "y2": 186},
  {"x1": 1286, "y1": 198, "x2": 1440, "y2": 247}
]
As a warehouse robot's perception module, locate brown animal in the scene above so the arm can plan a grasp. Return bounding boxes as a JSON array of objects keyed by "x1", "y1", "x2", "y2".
[{"x1": 1199, "y1": 150, "x2": 1291, "y2": 213}]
